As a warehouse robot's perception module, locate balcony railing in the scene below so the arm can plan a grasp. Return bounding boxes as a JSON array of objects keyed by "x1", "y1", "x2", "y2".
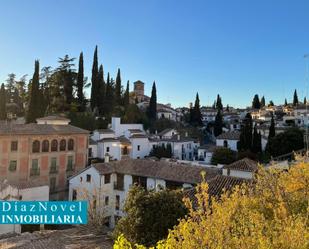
[
  {"x1": 114, "y1": 182, "x2": 124, "y2": 191},
  {"x1": 30, "y1": 168, "x2": 40, "y2": 176},
  {"x1": 66, "y1": 165, "x2": 75, "y2": 172}
]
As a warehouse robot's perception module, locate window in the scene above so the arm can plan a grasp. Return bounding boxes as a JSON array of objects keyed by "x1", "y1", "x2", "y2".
[
  {"x1": 32, "y1": 140, "x2": 40, "y2": 153},
  {"x1": 60, "y1": 139, "x2": 66, "y2": 151},
  {"x1": 105, "y1": 196, "x2": 109, "y2": 205},
  {"x1": 80, "y1": 177, "x2": 83, "y2": 182},
  {"x1": 67, "y1": 156, "x2": 73, "y2": 171},
  {"x1": 9, "y1": 160, "x2": 17, "y2": 172},
  {"x1": 51, "y1": 139, "x2": 58, "y2": 152},
  {"x1": 114, "y1": 174, "x2": 124, "y2": 190},
  {"x1": 68, "y1": 139, "x2": 74, "y2": 151},
  {"x1": 137, "y1": 145, "x2": 140, "y2": 151},
  {"x1": 106, "y1": 147, "x2": 110, "y2": 153},
  {"x1": 50, "y1": 157, "x2": 57, "y2": 173},
  {"x1": 42, "y1": 140, "x2": 49, "y2": 152},
  {"x1": 72, "y1": 189, "x2": 77, "y2": 201},
  {"x1": 115, "y1": 195, "x2": 120, "y2": 210},
  {"x1": 223, "y1": 140, "x2": 228, "y2": 148},
  {"x1": 93, "y1": 197, "x2": 97, "y2": 211},
  {"x1": 30, "y1": 159, "x2": 40, "y2": 176},
  {"x1": 50, "y1": 177, "x2": 56, "y2": 191},
  {"x1": 11, "y1": 141, "x2": 18, "y2": 152},
  {"x1": 88, "y1": 148, "x2": 93, "y2": 157},
  {"x1": 86, "y1": 174, "x2": 91, "y2": 182},
  {"x1": 104, "y1": 174, "x2": 111, "y2": 184}
]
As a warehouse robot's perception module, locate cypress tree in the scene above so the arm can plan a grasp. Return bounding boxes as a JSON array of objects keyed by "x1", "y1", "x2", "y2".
[
  {"x1": 193, "y1": 93, "x2": 203, "y2": 126},
  {"x1": 269, "y1": 100, "x2": 274, "y2": 106},
  {"x1": 304, "y1": 97, "x2": 307, "y2": 105},
  {"x1": 98, "y1": 64, "x2": 105, "y2": 115},
  {"x1": 115, "y1": 68, "x2": 122, "y2": 106},
  {"x1": 123, "y1": 81, "x2": 130, "y2": 107},
  {"x1": 90, "y1": 46, "x2": 99, "y2": 111},
  {"x1": 252, "y1": 94, "x2": 261, "y2": 109},
  {"x1": 261, "y1": 96, "x2": 265, "y2": 107},
  {"x1": 214, "y1": 110, "x2": 223, "y2": 137},
  {"x1": 104, "y1": 72, "x2": 114, "y2": 115},
  {"x1": 252, "y1": 125, "x2": 262, "y2": 153},
  {"x1": 216, "y1": 94, "x2": 223, "y2": 111},
  {"x1": 226, "y1": 104, "x2": 230, "y2": 112},
  {"x1": 26, "y1": 60, "x2": 41, "y2": 123},
  {"x1": 284, "y1": 98, "x2": 288, "y2": 106},
  {"x1": 0, "y1": 83, "x2": 7, "y2": 120},
  {"x1": 77, "y1": 52, "x2": 85, "y2": 111},
  {"x1": 147, "y1": 81, "x2": 157, "y2": 120},
  {"x1": 293, "y1": 89, "x2": 299, "y2": 106},
  {"x1": 268, "y1": 115, "x2": 276, "y2": 139},
  {"x1": 238, "y1": 113, "x2": 253, "y2": 151}
]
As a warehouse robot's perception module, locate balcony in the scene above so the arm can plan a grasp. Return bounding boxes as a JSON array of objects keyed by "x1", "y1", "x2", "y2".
[
  {"x1": 49, "y1": 166, "x2": 58, "y2": 174},
  {"x1": 30, "y1": 168, "x2": 40, "y2": 176},
  {"x1": 113, "y1": 182, "x2": 124, "y2": 191}
]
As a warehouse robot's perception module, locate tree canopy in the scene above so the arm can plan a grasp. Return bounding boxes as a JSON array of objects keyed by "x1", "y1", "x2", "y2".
[{"x1": 115, "y1": 161, "x2": 309, "y2": 249}]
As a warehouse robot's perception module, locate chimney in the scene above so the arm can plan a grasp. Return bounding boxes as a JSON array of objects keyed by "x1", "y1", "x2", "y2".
[
  {"x1": 104, "y1": 153, "x2": 110, "y2": 163},
  {"x1": 185, "y1": 132, "x2": 188, "y2": 137},
  {"x1": 177, "y1": 134, "x2": 180, "y2": 141},
  {"x1": 155, "y1": 130, "x2": 158, "y2": 135}
]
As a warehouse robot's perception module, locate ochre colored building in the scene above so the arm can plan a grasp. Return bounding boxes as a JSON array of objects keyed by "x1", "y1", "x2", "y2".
[{"x1": 0, "y1": 116, "x2": 89, "y2": 200}]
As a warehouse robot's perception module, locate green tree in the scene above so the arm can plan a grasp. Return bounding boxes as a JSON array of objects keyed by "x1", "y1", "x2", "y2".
[
  {"x1": 238, "y1": 113, "x2": 253, "y2": 151},
  {"x1": 123, "y1": 80, "x2": 130, "y2": 107},
  {"x1": 284, "y1": 98, "x2": 288, "y2": 106},
  {"x1": 114, "y1": 185, "x2": 187, "y2": 247},
  {"x1": 268, "y1": 115, "x2": 276, "y2": 140},
  {"x1": 293, "y1": 89, "x2": 299, "y2": 106},
  {"x1": 216, "y1": 94, "x2": 223, "y2": 111},
  {"x1": 260, "y1": 96, "x2": 265, "y2": 107},
  {"x1": 192, "y1": 93, "x2": 203, "y2": 126},
  {"x1": 26, "y1": 60, "x2": 41, "y2": 123},
  {"x1": 57, "y1": 55, "x2": 76, "y2": 111},
  {"x1": 304, "y1": 97, "x2": 307, "y2": 105},
  {"x1": 269, "y1": 100, "x2": 274, "y2": 106},
  {"x1": 77, "y1": 52, "x2": 85, "y2": 111},
  {"x1": 104, "y1": 73, "x2": 115, "y2": 115},
  {"x1": 252, "y1": 125, "x2": 262, "y2": 153},
  {"x1": 252, "y1": 94, "x2": 261, "y2": 109},
  {"x1": 97, "y1": 64, "x2": 105, "y2": 115},
  {"x1": 267, "y1": 128, "x2": 304, "y2": 157},
  {"x1": 150, "y1": 144, "x2": 172, "y2": 159},
  {"x1": 226, "y1": 104, "x2": 230, "y2": 112},
  {"x1": 90, "y1": 46, "x2": 99, "y2": 111},
  {"x1": 211, "y1": 147, "x2": 236, "y2": 165},
  {"x1": 0, "y1": 83, "x2": 7, "y2": 120},
  {"x1": 214, "y1": 110, "x2": 223, "y2": 137},
  {"x1": 115, "y1": 68, "x2": 122, "y2": 106},
  {"x1": 147, "y1": 81, "x2": 157, "y2": 121}
]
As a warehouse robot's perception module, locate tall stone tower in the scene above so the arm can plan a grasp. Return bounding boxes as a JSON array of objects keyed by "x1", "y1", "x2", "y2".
[{"x1": 134, "y1": 80, "x2": 145, "y2": 102}]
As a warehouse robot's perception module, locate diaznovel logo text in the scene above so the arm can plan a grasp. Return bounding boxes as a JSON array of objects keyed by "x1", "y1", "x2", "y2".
[{"x1": 0, "y1": 201, "x2": 88, "y2": 224}]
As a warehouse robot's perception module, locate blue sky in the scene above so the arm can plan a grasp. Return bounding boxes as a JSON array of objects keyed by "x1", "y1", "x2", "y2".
[{"x1": 0, "y1": 0, "x2": 308, "y2": 108}]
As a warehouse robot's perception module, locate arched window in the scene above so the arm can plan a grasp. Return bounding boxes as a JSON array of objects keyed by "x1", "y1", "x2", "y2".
[
  {"x1": 60, "y1": 139, "x2": 66, "y2": 151},
  {"x1": 32, "y1": 140, "x2": 40, "y2": 153},
  {"x1": 51, "y1": 140, "x2": 58, "y2": 152},
  {"x1": 42, "y1": 140, "x2": 49, "y2": 152},
  {"x1": 68, "y1": 139, "x2": 74, "y2": 151}
]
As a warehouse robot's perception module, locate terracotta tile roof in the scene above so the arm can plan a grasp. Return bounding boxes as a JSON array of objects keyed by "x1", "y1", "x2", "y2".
[
  {"x1": 119, "y1": 136, "x2": 131, "y2": 144},
  {"x1": 96, "y1": 129, "x2": 114, "y2": 134},
  {"x1": 130, "y1": 134, "x2": 148, "y2": 138},
  {"x1": 92, "y1": 159, "x2": 220, "y2": 184},
  {"x1": 98, "y1": 137, "x2": 120, "y2": 142},
  {"x1": 207, "y1": 175, "x2": 251, "y2": 197},
  {"x1": 0, "y1": 179, "x2": 48, "y2": 191},
  {"x1": 36, "y1": 115, "x2": 70, "y2": 121},
  {"x1": 216, "y1": 131, "x2": 240, "y2": 140},
  {"x1": 0, "y1": 123, "x2": 89, "y2": 136},
  {"x1": 223, "y1": 158, "x2": 258, "y2": 172},
  {"x1": 128, "y1": 129, "x2": 143, "y2": 133},
  {"x1": 157, "y1": 128, "x2": 174, "y2": 136},
  {"x1": 184, "y1": 175, "x2": 251, "y2": 207}
]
